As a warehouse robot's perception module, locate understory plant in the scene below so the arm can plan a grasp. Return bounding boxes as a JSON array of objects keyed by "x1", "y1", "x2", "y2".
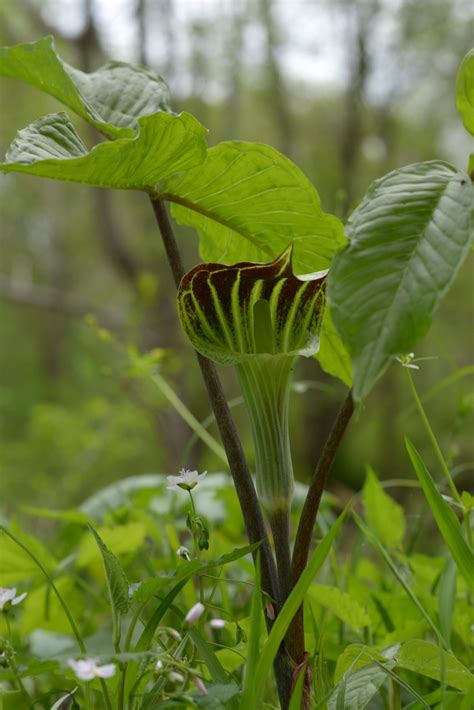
[{"x1": 0, "y1": 37, "x2": 473, "y2": 709}]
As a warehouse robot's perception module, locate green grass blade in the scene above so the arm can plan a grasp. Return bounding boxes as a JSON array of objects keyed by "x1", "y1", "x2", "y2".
[
  {"x1": 289, "y1": 666, "x2": 306, "y2": 710},
  {"x1": 438, "y1": 558, "x2": 457, "y2": 649},
  {"x1": 249, "y1": 508, "x2": 348, "y2": 707},
  {"x1": 406, "y1": 438, "x2": 474, "y2": 588}
]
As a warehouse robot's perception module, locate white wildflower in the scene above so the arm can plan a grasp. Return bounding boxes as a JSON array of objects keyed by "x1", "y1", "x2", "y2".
[
  {"x1": 155, "y1": 659, "x2": 163, "y2": 673},
  {"x1": 67, "y1": 658, "x2": 116, "y2": 681},
  {"x1": 185, "y1": 602, "x2": 205, "y2": 626},
  {"x1": 167, "y1": 469, "x2": 207, "y2": 492},
  {"x1": 0, "y1": 588, "x2": 27, "y2": 611}
]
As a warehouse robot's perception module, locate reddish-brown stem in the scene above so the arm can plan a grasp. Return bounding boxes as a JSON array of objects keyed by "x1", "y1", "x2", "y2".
[{"x1": 287, "y1": 389, "x2": 354, "y2": 663}]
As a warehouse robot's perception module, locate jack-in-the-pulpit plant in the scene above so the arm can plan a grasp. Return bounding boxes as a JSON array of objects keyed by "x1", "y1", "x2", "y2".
[{"x1": 0, "y1": 35, "x2": 473, "y2": 710}]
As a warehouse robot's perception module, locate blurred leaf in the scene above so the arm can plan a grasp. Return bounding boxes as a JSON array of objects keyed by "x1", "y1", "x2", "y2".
[
  {"x1": 354, "y1": 513, "x2": 445, "y2": 646},
  {"x1": 362, "y1": 467, "x2": 405, "y2": 549},
  {"x1": 19, "y1": 578, "x2": 82, "y2": 635},
  {"x1": 80, "y1": 474, "x2": 165, "y2": 518},
  {"x1": 456, "y1": 50, "x2": 474, "y2": 135},
  {"x1": 163, "y1": 141, "x2": 345, "y2": 273},
  {"x1": 334, "y1": 644, "x2": 388, "y2": 684},
  {"x1": 0, "y1": 111, "x2": 207, "y2": 191},
  {"x1": 308, "y1": 584, "x2": 370, "y2": 631},
  {"x1": 89, "y1": 525, "x2": 130, "y2": 630},
  {"x1": 77, "y1": 522, "x2": 148, "y2": 568},
  {"x1": 22, "y1": 506, "x2": 91, "y2": 525},
  {"x1": 193, "y1": 683, "x2": 240, "y2": 707},
  {"x1": 397, "y1": 639, "x2": 473, "y2": 691},
  {"x1": 328, "y1": 161, "x2": 474, "y2": 404},
  {"x1": 0, "y1": 526, "x2": 56, "y2": 584},
  {"x1": 316, "y1": 305, "x2": 352, "y2": 386},
  {"x1": 328, "y1": 662, "x2": 393, "y2": 710},
  {"x1": 406, "y1": 439, "x2": 474, "y2": 588},
  {"x1": 0, "y1": 36, "x2": 170, "y2": 138}
]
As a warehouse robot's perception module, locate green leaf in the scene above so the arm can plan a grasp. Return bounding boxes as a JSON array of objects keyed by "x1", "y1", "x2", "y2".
[
  {"x1": 362, "y1": 466, "x2": 405, "y2": 549},
  {"x1": 328, "y1": 161, "x2": 474, "y2": 404},
  {"x1": 178, "y1": 247, "x2": 326, "y2": 365},
  {"x1": 316, "y1": 305, "x2": 352, "y2": 386},
  {"x1": 397, "y1": 639, "x2": 473, "y2": 691},
  {"x1": 162, "y1": 141, "x2": 345, "y2": 273},
  {"x1": 0, "y1": 526, "x2": 56, "y2": 584},
  {"x1": 0, "y1": 36, "x2": 170, "y2": 138},
  {"x1": 328, "y1": 662, "x2": 392, "y2": 710},
  {"x1": 248, "y1": 507, "x2": 348, "y2": 708},
  {"x1": 405, "y1": 438, "x2": 474, "y2": 588},
  {"x1": 77, "y1": 522, "x2": 148, "y2": 567},
  {"x1": 308, "y1": 584, "x2": 370, "y2": 631},
  {"x1": 0, "y1": 111, "x2": 207, "y2": 191},
  {"x1": 354, "y1": 513, "x2": 445, "y2": 646},
  {"x1": 88, "y1": 526, "x2": 130, "y2": 618},
  {"x1": 456, "y1": 50, "x2": 474, "y2": 135}
]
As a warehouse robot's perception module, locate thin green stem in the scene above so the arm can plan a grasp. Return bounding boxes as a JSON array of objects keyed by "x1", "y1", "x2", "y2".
[
  {"x1": 0, "y1": 526, "x2": 86, "y2": 653},
  {"x1": 99, "y1": 678, "x2": 114, "y2": 710},
  {"x1": 405, "y1": 368, "x2": 461, "y2": 503},
  {"x1": 5, "y1": 613, "x2": 30, "y2": 702}
]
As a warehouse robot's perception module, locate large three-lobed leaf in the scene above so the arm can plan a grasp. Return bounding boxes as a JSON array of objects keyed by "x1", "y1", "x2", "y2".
[
  {"x1": 177, "y1": 248, "x2": 326, "y2": 365},
  {"x1": 328, "y1": 161, "x2": 474, "y2": 404},
  {"x1": 0, "y1": 36, "x2": 171, "y2": 138}
]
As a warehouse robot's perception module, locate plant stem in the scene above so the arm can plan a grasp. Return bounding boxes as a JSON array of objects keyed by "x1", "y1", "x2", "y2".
[
  {"x1": 5, "y1": 613, "x2": 30, "y2": 702},
  {"x1": 287, "y1": 389, "x2": 354, "y2": 663},
  {"x1": 405, "y1": 369, "x2": 461, "y2": 504},
  {"x1": 149, "y1": 197, "x2": 293, "y2": 707}
]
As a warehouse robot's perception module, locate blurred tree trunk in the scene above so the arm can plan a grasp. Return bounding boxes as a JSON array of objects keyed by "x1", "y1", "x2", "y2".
[
  {"x1": 258, "y1": 0, "x2": 294, "y2": 157},
  {"x1": 224, "y1": 8, "x2": 246, "y2": 138},
  {"x1": 339, "y1": 2, "x2": 374, "y2": 211}
]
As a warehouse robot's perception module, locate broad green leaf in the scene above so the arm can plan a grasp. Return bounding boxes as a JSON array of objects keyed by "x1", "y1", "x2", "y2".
[
  {"x1": 248, "y1": 508, "x2": 347, "y2": 708},
  {"x1": 316, "y1": 306, "x2": 352, "y2": 386},
  {"x1": 0, "y1": 36, "x2": 170, "y2": 138},
  {"x1": 0, "y1": 527, "x2": 56, "y2": 584},
  {"x1": 77, "y1": 522, "x2": 148, "y2": 568},
  {"x1": 328, "y1": 161, "x2": 474, "y2": 404},
  {"x1": 178, "y1": 247, "x2": 326, "y2": 364},
  {"x1": 406, "y1": 439, "x2": 474, "y2": 588},
  {"x1": 162, "y1": 141, "x2": 345, "y2": 273},
  {"x1": 328, "y1": 662, "x2": 392, "y2": 710},
  {"x1": 89, "y1": 525, "x2": 130, "y2": 619},
  {"x1": 308, "y1": 584, "x2": 370, "y2": 631},
  {"x1": 456, "y1": 50, "x2": 474, "y2": 135},
  {"x1": 0, "y1": 111, "x2": 207, "y2": 191},
  {"x1": 397, "y1": 639, "x2": 473, "y2": 691},
  {"x1": 334, "y1": 645, "x2": 388, "y2": 684},
  {"x1": 362, "y1": 467, "x2": 405, "y2": 549}
]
